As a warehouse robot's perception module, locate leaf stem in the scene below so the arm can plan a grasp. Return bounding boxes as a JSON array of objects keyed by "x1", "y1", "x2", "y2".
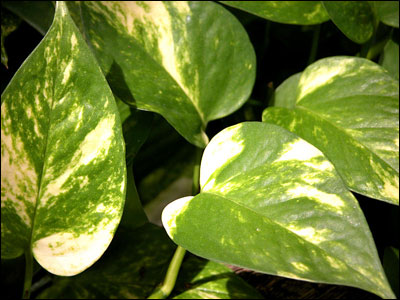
[
  {"x1": 191, "y1": 146, "x2": 202, "y2": 195},
  {"x1": 307, "y1": 24, "x2": 321, "y2": 65},
  {"x1": 147, "y1": 246, "x2": 187, "y2": 299},
  {"x1": 22, "y1": 248, "x2": 33, "y2": 299},
  {"x1": 148, "y1": 146, "x2": 203, "y2": 299}
]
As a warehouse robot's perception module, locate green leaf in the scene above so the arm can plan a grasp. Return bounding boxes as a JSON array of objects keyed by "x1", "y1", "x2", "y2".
[
  {"x1": 374, "y1": 1, "x2": 399, "y2": 28},
  {"x1": 118, "y1": 165, "x2": 148, "y2": 231},
  {"x1": 263, "y1": 56, "x2": 399, "y2": 205},
  {"x1": 383, "y1": 247, "x2": 399, "y2": 298},
  {"x1": 171, "y1": 256, "x2": 262, "y2": 299},
  {"x1": 1, "y1": 2, "x2": 126, "y2": 276},
  {"x1": 271, "y1": 72, "x2": 302, "y2": 108},
  {"x1": 322, "y1": 1, "x2": 375, "y2": 44},
  {"x1": 162, "y1": 122, "x2": 395, "y2": 299},
  {"x1": 220, "y1": 1, "x2": 329, "y2": 25},
  {"x1": 1, "y1": 8, "x2": 21, "y2": 68},
  {"x1": 1, "y1": 1, "x2": 55, "y2": 35},
  {"x1": 75, "y1": 1, "x2": 256, "y2": 148},
  {"x1": 37, "y1": 223, "x2": 261, "y2": 299},
  {"x1": 380, "y1": 38, "x2": 399, "y2": 80},
  {"x1": 123, "y1": 109, "x2": 154, "y2": 167}
]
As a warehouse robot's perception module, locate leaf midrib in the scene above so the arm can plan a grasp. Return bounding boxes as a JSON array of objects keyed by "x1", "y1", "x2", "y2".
[{"x1": 86, "y1": 3, "x2": 207, "y2": 127}]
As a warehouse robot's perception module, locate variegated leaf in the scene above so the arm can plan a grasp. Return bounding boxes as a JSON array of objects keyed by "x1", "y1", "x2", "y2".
[
  {"x1": 162, "y1": 122, "x2": 395, "y2": 299},
  {"x1": 1, "y1": 2, "x2": 126, "y2": 276},
  {"x1": 263, "y1": 56, "x2": 399, "y2": 205},
  {"x1": 76, "y1": 1, "x2": 255, "y2": 148},
  {"x1": 220, "y1": 1, "x2": 329, "y2": 25}
]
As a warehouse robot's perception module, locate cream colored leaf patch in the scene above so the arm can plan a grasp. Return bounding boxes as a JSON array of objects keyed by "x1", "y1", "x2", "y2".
[
  {"x1": 1, "y1": 2, "x2": 126, "y2": 276},
  {"x1": 162, "y1": 122, "x2": 395, "y2": 299},
  {"x1": 77, "y1": 1, "x2": 256, "y2": 147},
  {"x1": 263, "y1": 56, "x2": 399, "y2": 204}
]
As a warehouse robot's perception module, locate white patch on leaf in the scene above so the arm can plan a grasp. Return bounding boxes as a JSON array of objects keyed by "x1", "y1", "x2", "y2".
[
  {"x1": 32, "y1": 218, "x2": 119, "y2": 276},
  {"x1": 275, "y1": 138, "x2": 322, "y2": 162},
  {"x1": 162, "y1": 196, "x2": 193, "y2": 239},
  {"x1": 62, "y1": 60, "x2": 73, "y2": 84}
]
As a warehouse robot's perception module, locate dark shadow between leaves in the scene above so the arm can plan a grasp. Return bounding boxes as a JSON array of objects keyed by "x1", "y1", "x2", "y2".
[{"x1": 105, "y1": 60, "x2": 136, "y2": 106}]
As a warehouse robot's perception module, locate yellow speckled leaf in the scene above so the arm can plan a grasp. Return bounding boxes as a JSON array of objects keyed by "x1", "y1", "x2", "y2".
[
  {"x1": 162, "y1": 122, "x2": 395, "y2": 299},
  {"x1": 1, "y1": 2, "x2": 126, "y2": 276},
  {"x1": 75, "y1": 1, "x2": 255, "y2": 148},
  {"x1": 263, "y1": 57, "x2": 399, "y2": 205}
]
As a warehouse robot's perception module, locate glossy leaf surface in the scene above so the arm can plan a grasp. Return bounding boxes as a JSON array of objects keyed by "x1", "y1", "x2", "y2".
[
  {"x1": 374, "y1": 1, "x2": 399, "y2": 28},
  {"x1": 1, "y1": 2, "x2": 126, "y2": 276},
  {"x1": 220, "y1": 1, "x2": 329, "y2": 25},
  {"x1": 38, "y1": 223, "x2": 261, "y2": 299},
  {"x1": 322, "y1": 1, "x2": 375, "y2": 44},
  {"x1": 162, "y1": 122, "x2": 394, "y2": 299},
  {"x1": 76, "y1": 1, "x2": 256, "y2": 148},
  {"x1": 263, "y1": 56, "x2": 399, "y2": 205}
]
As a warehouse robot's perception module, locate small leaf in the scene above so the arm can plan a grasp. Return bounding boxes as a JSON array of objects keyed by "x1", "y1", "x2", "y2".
[
  {"x1": 1, "y1": 8, "x2": 21, "y2": 68},
  {"x1": 162, "y1": 122, "x2": 395, "y2": 299},
  {"x1": 1, "y1": 1, "x2": 55, "y2": 35},
  {"x1": 74, "y1": 1, "x2": 256, "y2": 148},
  {"x1": 263, "y1": 56, "x2": 399, "y2": 204},
  {"x1": 1, "y1": 2, "x2": 126, "y2": 276},
  {"x1": 322, "y1": 1, "x2": 375, "y2": 44},
  {"x1": 220, "y1": 1, "x2": 329, "y2": 25},
  {"x1": 37, "y1": 223, "x2": 261, "y2": 299},
  {"x1": 380, "y1": 38, "x2": 399, "y2": 80},
  {"x1": 383, "y1": 247, "x2": 399, "y2": 298},
  {"x1": 118, "y1": 165, "x2": 148, "y2": 231},
  {"x1": 374, "y1": 1, "x2": 399, "y2": 28}
]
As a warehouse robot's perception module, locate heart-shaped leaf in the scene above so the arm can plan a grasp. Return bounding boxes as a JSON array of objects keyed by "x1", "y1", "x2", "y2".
[
  {"x1": 37, "y1": 223, "x2": 262, "y2": 299},
  {"x1": 263, "y1": 56, "x2": 399, "y2": 204},
  {"x1": 71, "y1": 1, "x2": 256, "y2": 148},
  {"x1": 220, "y1": 1, "x2": 329, "y2": 25},
  {"x1": 322, "y1": 1, "x2": 375, "y2": 44},
  {"x1": 162, "y1": 122, "x2": 395, "y2": 299},
  {"x1": 1, "y1": 2, "x2": 126, "y2": 276}
]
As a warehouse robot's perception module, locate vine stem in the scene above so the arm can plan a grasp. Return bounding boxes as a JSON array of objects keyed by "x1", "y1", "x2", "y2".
[
  {"x1": 147, "y1": 146, "x2": 203, "y2": 299},
  {"x1": 22, "y1": 248, "x2": 33, "y2": 299},
  {"x1": 147, "y1": 246, "x2": 187, "y2": 299},
  {"x1": 307, "y1": 24, "x2": 321, "y2": 65}
]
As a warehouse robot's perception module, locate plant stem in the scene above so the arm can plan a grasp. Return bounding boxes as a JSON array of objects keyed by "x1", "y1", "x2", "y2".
[
  {"x1": 147, "y1": 246, "x2": 187, "y2": 299},
  {"x1": 148, "y1": 146, "x2": 203, "y2": 299},
  {"x1": 307, "y1": 24, "x2": 321, "y2": 65},
  {"x1": 191, "y1": 147, "x2": 202, "y2": 195},
  {"x1": 22, "y1": 249, "x2": 33, "y2": 299}
]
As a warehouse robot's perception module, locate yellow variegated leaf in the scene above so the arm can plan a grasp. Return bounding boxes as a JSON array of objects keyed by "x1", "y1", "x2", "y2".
[{"x1": 1, "y1": 2, "x2": 126, "y2": 276}]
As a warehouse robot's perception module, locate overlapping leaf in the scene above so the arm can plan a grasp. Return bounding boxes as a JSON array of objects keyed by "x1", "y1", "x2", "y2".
[
  {"x1": 220, "y1": 1, "x2": 329, "y2": 25},
  {"x1": 322, "y1": 1, "x2": 375, "y2": 44},
  {"x1": 162, "y1": 122, "x2": 395, "y2": 299},
  {"x1": 1, "y1": 2, "x2": 126, "y2": 276},
  {"x1": 37, "y1": 223, "x2": 262, "y2": 299},
  {"x1": 71, "y1": 1, "x2": 256, "y2": 148},
  {"x1": 380, "y1": 38, "x2": 399, "y2": 80},
  {"x1": 263, "y1": 56, "x2": 399, "y2": 204},
  {"x1": 374, "y1": 1, "x2": 399, "y2": 28}
]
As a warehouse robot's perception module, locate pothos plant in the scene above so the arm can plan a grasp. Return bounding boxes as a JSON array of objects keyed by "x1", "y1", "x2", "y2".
[{"x1": 1, "y1": 1, "x2": 399, "y2": 299}]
